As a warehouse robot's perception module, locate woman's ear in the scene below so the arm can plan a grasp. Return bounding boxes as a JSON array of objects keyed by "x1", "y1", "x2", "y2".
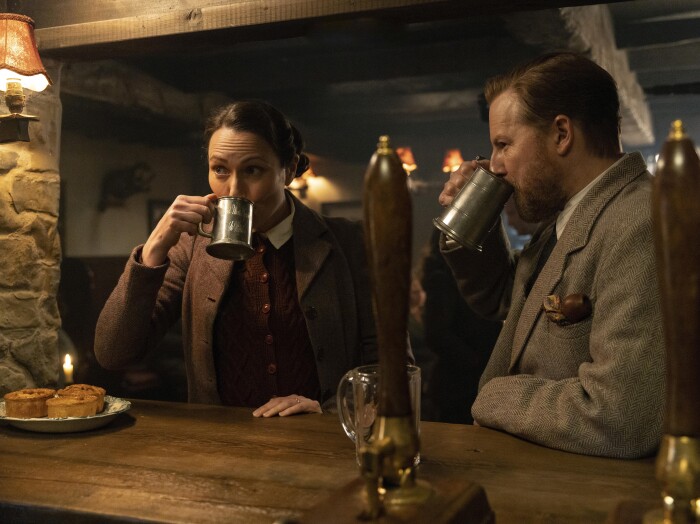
[
  {"x1": 284, "y1": 154, "x2": 300, "y2": 185},
  {"x1": 553, "y1": 115, "x2": 573, "y2": 155}
]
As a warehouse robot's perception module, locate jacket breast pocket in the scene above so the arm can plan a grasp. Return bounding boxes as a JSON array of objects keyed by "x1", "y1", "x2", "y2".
[{"x1": 546, "y1": 316, "x2": 592, "y2": 340}]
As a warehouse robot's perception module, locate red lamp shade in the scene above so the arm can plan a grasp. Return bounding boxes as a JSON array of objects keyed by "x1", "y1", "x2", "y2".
[
  {"x1": 0, "y1": 13, "x2": 51, "y2": 92},
  {"x1": 442, "y1": 149, "x2": 464, "y2": 173}
]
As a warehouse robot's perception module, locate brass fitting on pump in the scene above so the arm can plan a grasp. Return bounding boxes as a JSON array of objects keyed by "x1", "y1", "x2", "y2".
[
  {"x1": 359, "y1": 435, "x2": 395, "y2": 520},
  {"x1": 646, "y1": 436, "x2": 700, "y2": 523},
  {"x1": 359, "y1": 415, "x2": 430, "y2": 519}
]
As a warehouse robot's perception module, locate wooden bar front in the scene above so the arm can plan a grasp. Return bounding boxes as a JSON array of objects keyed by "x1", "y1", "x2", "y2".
[{"x1": 0, "y1": 400, "x2": 658, "y2": 523}]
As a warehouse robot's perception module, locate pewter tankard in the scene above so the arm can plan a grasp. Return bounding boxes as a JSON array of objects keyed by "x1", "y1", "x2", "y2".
[
  {"x1": 197, "y1": 196, "x2": 254, "y2": 260},
  {"x1": 434, "y1": 164, "x2": 513, "y2": 251}
]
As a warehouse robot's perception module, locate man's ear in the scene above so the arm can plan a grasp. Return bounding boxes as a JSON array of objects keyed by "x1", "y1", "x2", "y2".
[{"x1": 553, "y1": 115, "x2": 573, "y2": 155}]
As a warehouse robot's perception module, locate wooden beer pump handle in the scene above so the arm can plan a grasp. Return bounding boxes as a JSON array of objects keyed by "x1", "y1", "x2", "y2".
[
  {"x1": 641, "y1": 119, "x2": 700, "y2": 524},
  {"x1": 652, "y1": 120, "x2": 700, "y2": 437},
  {"x1": 301, "y1": 136, "x2": 495, "y2": 524},
  {"x1": 363, "y1": 135, "x2": 412, "y2": 418}
]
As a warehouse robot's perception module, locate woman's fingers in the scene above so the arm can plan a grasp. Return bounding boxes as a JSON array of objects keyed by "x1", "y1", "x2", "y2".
[
  {"x1": 252, "y1": 395, "x2": 322, "y2": 417},
  {"x1": 142, "y1": 195, "x2": 216, "y2": 266}
]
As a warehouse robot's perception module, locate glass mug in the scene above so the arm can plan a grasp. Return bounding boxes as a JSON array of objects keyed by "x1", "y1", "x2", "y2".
[{"x1": 337, "y1": 364, "x2": 421, "y2": 466}]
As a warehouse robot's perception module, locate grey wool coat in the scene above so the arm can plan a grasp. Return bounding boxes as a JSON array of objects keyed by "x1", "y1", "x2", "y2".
[
  {"x1": 95, "y1": 191, "x2": 378, "y2": 408},
  {"x1": 443, "y1": 153, "x2": 665, "y2": 459}
]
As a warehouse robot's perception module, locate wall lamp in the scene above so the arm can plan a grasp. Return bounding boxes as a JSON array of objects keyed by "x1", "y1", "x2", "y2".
[
  {"x1": 442, "y1": 149, "x2": 464, "y2": 173},
  {"x1": 0, "y1": 13, "x2": 52, "y2": 143},
  {"x1": 396, "y1": 146, "x2": 418, "y2": 175},
  {"x1": 288, "y1": 167, "x2": 317, "y2": 199}
]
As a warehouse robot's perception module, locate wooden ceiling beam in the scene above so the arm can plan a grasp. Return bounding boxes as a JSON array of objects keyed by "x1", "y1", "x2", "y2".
[
  {"x1": 614, "y1": 18, "x2": 700, "y2": 49},
  {"x1": 60, "y1": 60, "x2": 230, "y2": 127},
  {"x1": 29, "y1": 0, "x2": 628, "y2": 59},
  {"x1": 140, "y1": 34, "x2": 540, "y2": 95},
  {"x1": 627, "y1": 40, "x2": 700, "y2": 74},
  {"x1": 504, "y1": 5, "x2": 654, "y2": 146}
]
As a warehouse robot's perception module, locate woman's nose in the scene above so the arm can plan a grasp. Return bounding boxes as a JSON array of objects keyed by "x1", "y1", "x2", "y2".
[{"x1": 226, "y1": 175, "x2": 246, "y2": 197}]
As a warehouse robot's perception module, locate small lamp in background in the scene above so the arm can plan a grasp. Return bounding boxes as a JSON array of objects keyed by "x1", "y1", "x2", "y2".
[
  {"x1": 288, "y1": 166, "x2": 316, "y2": 199},
  {"x1": 0, "y1": 13, "x2": 52, "y2": 143},
  {"x1": 442, "y1": 148, "x2": 464, "y2": 173},
  {"x1": 396, "y1": 146, "x2": 418, "y2": 175}
]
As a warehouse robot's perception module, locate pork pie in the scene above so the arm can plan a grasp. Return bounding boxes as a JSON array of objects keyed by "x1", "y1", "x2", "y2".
[
  {"x1": 47, "y1": 395, "x2": 98, "y2": 418},
  {"x1": 3, "y1": 388, "x2": 56, "y2": 418},
  {"x1": 57, "y1": 384, "x2": 106, "y2": 413}
]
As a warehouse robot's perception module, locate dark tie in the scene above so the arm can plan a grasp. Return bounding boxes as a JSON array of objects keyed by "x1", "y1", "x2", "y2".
[{"x1": 525, "y1": 224, "x2": 558, "y2": 297}]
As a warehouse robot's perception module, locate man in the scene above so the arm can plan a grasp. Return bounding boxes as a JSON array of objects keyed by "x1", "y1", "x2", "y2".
[{"x1": 438, "y1": 52, "x2": 664, "y2": 458}]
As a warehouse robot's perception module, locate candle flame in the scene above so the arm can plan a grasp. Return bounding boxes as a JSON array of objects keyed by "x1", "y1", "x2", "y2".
[{"x1": 64, "y1": 354, "x2": 72, "y2": 366}]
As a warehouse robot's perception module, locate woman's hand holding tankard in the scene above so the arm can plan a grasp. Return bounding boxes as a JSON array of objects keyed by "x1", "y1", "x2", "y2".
[{"x1": 142, "y1": 193, "x2": 218, "y2": 267}]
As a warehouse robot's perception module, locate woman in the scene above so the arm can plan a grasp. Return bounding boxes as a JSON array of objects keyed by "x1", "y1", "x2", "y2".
[{"x1": 95, "y1": 100, "x2": 378, "y2": 416}]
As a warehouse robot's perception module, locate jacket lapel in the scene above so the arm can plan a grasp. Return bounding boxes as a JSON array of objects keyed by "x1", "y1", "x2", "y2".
[
  {"x1": 508, "y1": 153, "x2": 649, "y2": 371},
  {"x1": 187, "y1": 227, "x2": 235, "y2": 303},
  {"x1": 288, "y1": 192, "x2": 332, "y2": 300},
  {"x1": 202, "y1": 256, "x2": 235, "y2": 301},
  {"x1": 510, "y1": 221, "x2": 560, "y2": 369},
  {"x1": 196, "y1": 235, "x2": 235, "y2": 330}
]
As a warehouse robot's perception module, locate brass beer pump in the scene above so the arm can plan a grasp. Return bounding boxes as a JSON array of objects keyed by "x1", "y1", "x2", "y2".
[
  {"x1": 648, "y1": 120, "x2": 700, "y2": 524},
  {"x1": 301, "y1": 136, "x2": 493, "y2": 524},
  {"x1": 359, "y1": 135, "x2": 431, "y2": 518}
]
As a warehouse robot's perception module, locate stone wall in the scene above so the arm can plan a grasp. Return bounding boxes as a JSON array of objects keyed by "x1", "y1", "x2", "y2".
[{"x1": 0, "y1": 60, "x2": 62, "y2": 395}]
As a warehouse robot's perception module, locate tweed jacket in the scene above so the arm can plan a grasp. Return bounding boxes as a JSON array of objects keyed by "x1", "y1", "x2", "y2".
[
  {"x1": 95, "y1": 191, "x2": 378, "y2": 408},
  {"x1": 442, "y1": 153, "x2": 664, "y2": 458}
]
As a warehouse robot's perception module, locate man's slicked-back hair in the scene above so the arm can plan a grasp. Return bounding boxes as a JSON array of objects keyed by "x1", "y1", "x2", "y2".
[{"x1": 484, "y1": 52, "x2": 622, "y2": 158}]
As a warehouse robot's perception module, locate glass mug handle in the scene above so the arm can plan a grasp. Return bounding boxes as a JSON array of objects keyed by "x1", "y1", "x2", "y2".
[{"x1": 336, "y1": 369, "x2": 357, "y2": 442}]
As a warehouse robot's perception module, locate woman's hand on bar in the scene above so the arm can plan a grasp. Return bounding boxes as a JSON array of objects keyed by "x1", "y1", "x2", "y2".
[{"x1": 252, "y1": 395, "x2": 322, "y2": 417}]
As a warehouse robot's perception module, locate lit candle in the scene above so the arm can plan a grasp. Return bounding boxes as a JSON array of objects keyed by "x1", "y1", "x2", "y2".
[{"x1": 63, "y1": 354, "x2": 74, "y2": 384}]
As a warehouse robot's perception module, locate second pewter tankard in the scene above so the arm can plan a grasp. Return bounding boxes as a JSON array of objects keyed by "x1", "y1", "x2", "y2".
[{"x1": 433, "y1": 162, "x2": 513, "y2": 251}]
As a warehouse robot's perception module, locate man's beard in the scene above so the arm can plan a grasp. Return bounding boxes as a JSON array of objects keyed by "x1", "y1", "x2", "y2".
[{"x1": 512, "y1": 154, "x2": 568, "y2": 223}]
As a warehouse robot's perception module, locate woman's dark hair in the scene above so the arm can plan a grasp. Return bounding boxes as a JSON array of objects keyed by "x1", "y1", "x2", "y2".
[
  {"x1": 204, "y1": 100, "x2": 310, "y2": 177},
  {"x1": 484, "y1": 52, "x2": 621, "y2": 158}
]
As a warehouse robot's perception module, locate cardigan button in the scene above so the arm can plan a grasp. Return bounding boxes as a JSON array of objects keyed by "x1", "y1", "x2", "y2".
[
  {"x1": 260, "y1": 272, "x2": 269, "y2": 283},
  {"x1": 262, "y1": 303, "x2": 271, "y2": 314},
  {"x1": 265, "y1": 334, "x2": 274, "y2": 345},
  {"x1": 267, "y1": 363, "x2": 277, "y2": 374},
  {"x1": 305, "y1": 306, "x2": 318, "y2": 320}
]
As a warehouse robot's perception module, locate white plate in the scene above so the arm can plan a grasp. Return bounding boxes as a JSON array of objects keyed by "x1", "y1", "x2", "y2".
[{"x1": 0, "y1": 395, "x2": 131, "y2": 433}]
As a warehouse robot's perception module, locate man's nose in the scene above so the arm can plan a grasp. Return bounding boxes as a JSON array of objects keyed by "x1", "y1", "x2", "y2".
[{"x1": 490, "y1": 152, "x2": 506, "y2": 176}]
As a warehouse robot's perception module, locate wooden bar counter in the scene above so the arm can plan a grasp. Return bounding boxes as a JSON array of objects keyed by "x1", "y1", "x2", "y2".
[{"x1": 0, "y1": 399, "x2": 657, "y2": 523}]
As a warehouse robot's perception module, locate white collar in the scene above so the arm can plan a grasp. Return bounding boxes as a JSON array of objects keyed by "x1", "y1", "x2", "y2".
[{"x1": 259, "y1": 193, "x2": 295, "y2": 249}]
